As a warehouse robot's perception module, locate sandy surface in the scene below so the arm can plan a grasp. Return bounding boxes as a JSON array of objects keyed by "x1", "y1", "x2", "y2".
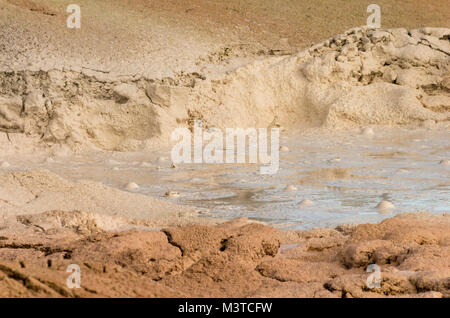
[{"x1": 0, "y1": 1, "x2": 449, "y2": 298}]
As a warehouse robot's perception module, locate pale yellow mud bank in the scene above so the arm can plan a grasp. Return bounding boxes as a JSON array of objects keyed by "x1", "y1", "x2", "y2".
[{"x1": 0, "y1": 212, "x2": 448, "y2": 297}]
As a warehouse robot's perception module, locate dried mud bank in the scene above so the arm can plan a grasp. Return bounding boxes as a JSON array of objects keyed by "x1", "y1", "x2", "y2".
[
  {"x1": 0, "y1": 211, "x2": 448, "y2": 298},
  {"x1": 0, "y1": 27, "x2": 449, "y2": 153},
  {"x1": 0, "y1": 170, "x2": 203, "y2": 228}
]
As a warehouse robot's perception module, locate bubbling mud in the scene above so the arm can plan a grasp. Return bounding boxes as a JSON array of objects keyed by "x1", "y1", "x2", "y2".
[{"x1": 1, "y1": 127, "x2": 448, "y2": 230}]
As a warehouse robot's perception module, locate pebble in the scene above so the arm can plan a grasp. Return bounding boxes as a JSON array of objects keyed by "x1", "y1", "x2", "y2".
[
  {"x1": 327, "y1": 157, "x2": 341, "y2": 164},
  {"x1": 376, "y1": 200, "x2": 395, "y2": 212},
  {"x1": 125, "y1": 182, "x2": 140, "y2": 191},
  {"x1": 361, "y1": 127, "x2": 374, "y2": 137},
  {"x1": 439, "y1": 159, "x2": 450, "y2": 166},
  {"x1": 285, "y1": 185, "x2": 297, "y2": 192},
  {"x1": 280, "y1": 146, "x2": 290, "y2": 152},
  {"x1": 165, "y1": 191, "x2": 180, "y2": 198},
  {"x1": 298, "y1": 199, "x2": 314, "y2": 207}
]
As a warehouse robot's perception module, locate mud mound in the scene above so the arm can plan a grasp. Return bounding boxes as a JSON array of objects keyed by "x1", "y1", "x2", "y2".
[
  {"x1": 0, "y1": 27, "x2": 448, "y2": 152},
  {"x1": 0, "y1": 212, "x2": 447, "y2": 297},
  {"x1": 195, "y1": 27, "x2": 450, "y2": 130}
]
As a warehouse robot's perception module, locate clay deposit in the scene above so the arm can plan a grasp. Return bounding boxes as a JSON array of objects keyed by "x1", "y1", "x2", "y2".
[
  {"x1": 0, "y1": 0, "x2": 449, "y2": 299},
  {"x1": 0, "y1": 27, "x2": 449, "y2": 153}
]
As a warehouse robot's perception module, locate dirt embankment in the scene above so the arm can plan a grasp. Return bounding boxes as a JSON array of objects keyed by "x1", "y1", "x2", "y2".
[
  {"x1": 0, "y1": 27, "x2": 449, "y2": 153},
  {"x1": 0, "y1": 211, "x2": 448, "y2": 298},
  {"x1": 0, "y1": 170, "x2": 204, "y2": 228}
]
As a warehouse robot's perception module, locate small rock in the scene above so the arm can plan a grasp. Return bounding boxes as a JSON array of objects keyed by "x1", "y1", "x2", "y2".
[
  {"x1": 439, "y1": 159, "x2": 450, "y2": 166},
  {"x1": 328, "y1": 157, "x2": 341, "y2": 163},
  {"x1": 382, "y1": 69, "x2": 397, "y2": 83},
  {"x1": 112, "y1": 83, "x2": 140, "y2": 103},
  {"x1": 45, "y1": 118, "x2": 69, "y2": 141},
  {"x1": 171, "y1": 163, "x2": 177, "y2": 169},
  {"x1": 165, "y1": 191, "x2": 180, "y2": 198},
  {"x1": 361, "y1": 127, "x2": 374, "y2": 137},
  {"x1": 298, "y1": 199, "x2": 314, "y2": 207},
  {"x1": 125, "y1": 182, "x2": 140, "y2": 191},
  {"x1": 146, "y1": 84, "x2": 189, "y2": 109},
  {"x1": 280, "y1": 146, "x2": 290, "y2": 152},
  {"x1": 376, "y1": 200, "x2": 395, "y2": 212},
  {"x1": 336, "y1": 55, "x2": 346, "y2": 62},
  {"x1": 421, "y1": 95, "x2": 450, "y2": 111},
  {"x1": 285, "y1": 185, "x2": 297, "y2": 192},
  {"x1": 112, "y1": 167, "x2": 120, "y2": 171},
  {"x1": 369, "y1": 30, "x2": 392, "y2": 43},
  {"x1": 23, "y1": 89, "x2": 46, "y2": 114},
  {"x1": 268, "y1": 116, "x2": 281, "y2": 129}
]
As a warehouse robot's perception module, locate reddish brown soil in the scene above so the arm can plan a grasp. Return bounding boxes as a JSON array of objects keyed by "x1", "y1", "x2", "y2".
[{"x1": 0, "y1": 212, "x2": 448, "y2": 298}]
